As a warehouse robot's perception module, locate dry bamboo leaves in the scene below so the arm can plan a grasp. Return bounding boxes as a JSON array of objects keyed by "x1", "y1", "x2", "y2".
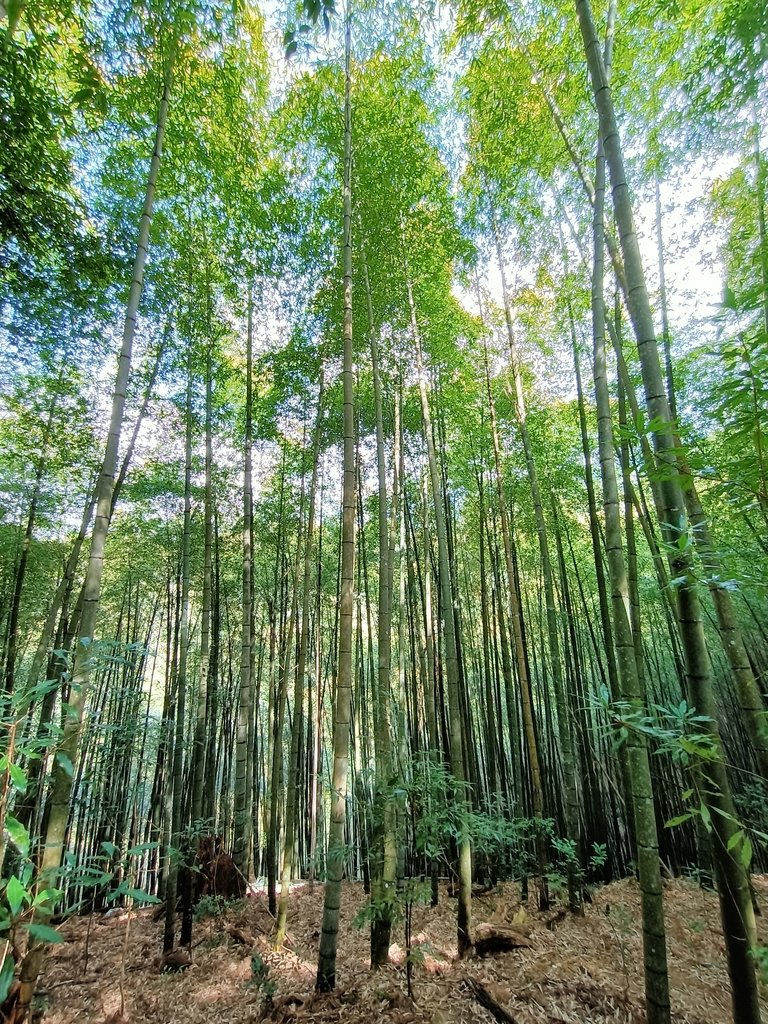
[{"x1": 32, "y1": 877, "x2": 767, "y2": 1024}]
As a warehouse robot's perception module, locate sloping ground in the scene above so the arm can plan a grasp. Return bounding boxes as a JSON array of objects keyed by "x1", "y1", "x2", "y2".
[{"x1": 36, "y1": 876, "x2": 768, "y2": 1024}]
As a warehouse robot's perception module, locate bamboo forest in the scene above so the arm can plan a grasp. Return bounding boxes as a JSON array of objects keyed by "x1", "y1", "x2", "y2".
[{"x1": 1, "y1": 0, "x2": 768, "y2": 1021}]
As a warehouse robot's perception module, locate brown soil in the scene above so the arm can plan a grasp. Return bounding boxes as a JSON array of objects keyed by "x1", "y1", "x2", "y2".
[{"x1": 35, "y1": 876, "x2": 768, "y2": 1024}]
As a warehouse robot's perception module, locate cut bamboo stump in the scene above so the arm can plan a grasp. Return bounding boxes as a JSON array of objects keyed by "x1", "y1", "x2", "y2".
[{"x1": 473, "y1": 923, "x2": 532, "y2": 956}]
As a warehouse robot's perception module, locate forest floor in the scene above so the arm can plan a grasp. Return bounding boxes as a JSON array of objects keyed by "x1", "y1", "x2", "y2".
[{"x1": 36, "y1": 875, "x2": 768, "y2": 1024}]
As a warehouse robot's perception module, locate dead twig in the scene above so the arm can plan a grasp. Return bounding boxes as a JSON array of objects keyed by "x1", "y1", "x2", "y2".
[{"x1": 466, "y1": 977, "x2": 520, "y2": 1024}]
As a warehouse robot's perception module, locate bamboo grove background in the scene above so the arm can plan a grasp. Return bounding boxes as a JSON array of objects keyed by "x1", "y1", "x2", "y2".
[{"x1": 1, "y1": 0, "x2": 768, "y2": 1017}]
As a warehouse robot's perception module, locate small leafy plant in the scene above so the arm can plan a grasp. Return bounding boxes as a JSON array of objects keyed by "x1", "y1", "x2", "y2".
[
  {"x1": 250, "y1": 951, "x2": 276, "y2": 1003},
  {"x1": 0, "y1": 657, "x2": 158, "y2": 1008},
  {"x1": 750, "y1": 945, "x2": 768, "y2": 986},
  {"x1": 589, "y1": 843, "x2": 608, "y2": 872},
  {"x1": 194, "y1": 894, "x2": 229, "y2": 921}
]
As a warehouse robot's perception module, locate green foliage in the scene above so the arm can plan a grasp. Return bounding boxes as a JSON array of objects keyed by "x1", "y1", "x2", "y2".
[
  {"x1": 366, "y1": 752, "x2": 594, "y2": 911},
  {"x1": 0, "y1": 951, "x2": 14, "y2": 1004},
  {"x1": 598, "y1": 690, "x2": 719, "y2": 766},
  {"x1": 0, "y1": 869, "x2": 65, "y2": 954},
  {"x1": 0, "y1": 25, "x2": 105, "y2": 291},
  {"x1": 283, "y1": 0, "x2": 338, "y2": 56},
  {"x1": 589, "y1": 843, "x2": 608, "y2": 872},
  {"x1": 750, "y1": 945, "x2": 768, "y2": 986},
  {"x1": 354, "y1": 878, "x2": 432, "y2": 932},
  {"x1": 598, "y1": 693, "x2": 768, "y2": 868},
  {"x1": 1, "y1": 678, "x2": 61, "y2": 856},
  {"x1": 0, "y1": 657, "x2": 164, "y2": 1010},
  {"x1": 193, "y1": 894, "x2": 229, "y2": 921},
  {"x1": 249, "y1": 951, "x2": 277, "y2": 1001}
]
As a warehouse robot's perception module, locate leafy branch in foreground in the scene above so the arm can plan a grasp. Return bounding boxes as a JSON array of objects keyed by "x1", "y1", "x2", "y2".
[
  {"x1": 597, "y1": 691, "x2": 718, "y2": 765},
  {"x1": 597, "y1": 691, "x2": 766, "y2": 869}
]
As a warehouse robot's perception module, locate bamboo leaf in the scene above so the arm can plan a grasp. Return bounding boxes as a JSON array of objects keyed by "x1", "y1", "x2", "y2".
[
  {"x1": 740, "y1": 836, "x2": 753, "y2": 868},
  {"x1": 0, "y1": 953, "x2": 14, "y2": 1004},
  {"x1": 121, "y1": 886, "x2": 161, "y2": 904},
  {"x1": 55, "y1": 751, "x2": 74, "y2": 777},
  {"x1": 24, "y1": 922, "x2": 64, "y2": 944},
  {"x1": 5, "y1": 815, "x2": 29, "y2": 858},
  {"x1": 665, "y1": 813, "x2": 693, "y2": 828},
  {"x1": 727, "y1": 830, "x2": 743, "y2": 851},
  {"x1": 8, "y1": 763, "x2": 26, "y2": 793},
  {"x1": 5, "y1": 876, "x2": 26, "y2": 917}
]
